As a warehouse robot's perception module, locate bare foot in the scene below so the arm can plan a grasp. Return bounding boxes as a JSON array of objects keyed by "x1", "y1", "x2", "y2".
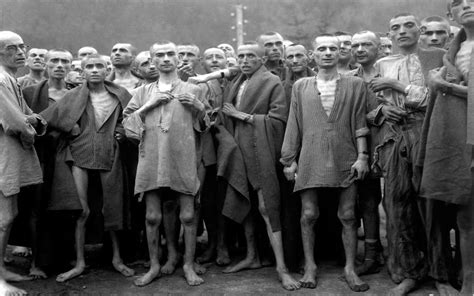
[
  {"x1": 215, "y1": 248, "x2": 231, "y2": 266},
  {"x1": 183, "y1": 263, "x2": 204, "y2": 286},
  {"x1": 277, "y1": 268, "x2": 301, "y2": 291},
  {"x1": 0, "y1": 279, "x2": 27, "y2": 296},
  {"x1": 0, "y1": 268, "x2": 32, "y2": 282},
  {"x1": 223, "y1": 257, "x2": 262, "y2": 273},
  {"x1": 133, "y1": 266, "x2": 161, "y2": 287},
  {"x1": 29, "y1": 266, "x2": 47, "y2": 279},
  {"x1": 196, "y1": 247, "x2": 215, "y2": 264},
  {"x1": 11, "y1": 246, "x2": 31, "y2": 258},
  {"x1": 435, "y1": 281, "x2": 459, "y2": 296},
  {"x1": 343, "y1": 269, "x2": 369, "y2": 292},
  {"x1": 112, "y1": 260, "x2": 135, "y2": 277},
  {"x1": 56, "y1": 264, "x2": 85, "y2": 282},
  {"x1": 299, "y1": 265, "x2": 317, "y2": 289},
  {"x1": 387, "y1": 279, "x2": 416, "y2": 296},
  {"x1": 161, "y1": 255, "x2": 181, "y2": 275},
  {"x1": 194, "y1": 262, "x2": 206, "y2": 275}
]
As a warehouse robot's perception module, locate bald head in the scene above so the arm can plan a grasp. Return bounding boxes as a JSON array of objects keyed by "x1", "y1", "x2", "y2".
[
  {"x1": 77, "y1": 46, "x2": 98, "y2": 59},
  {"x1": 257, "y1": 32, "x2": 284, "y2": 61},
  {"x1": 202, "y1": 47, "x2": 227, "y2": 73},
  {"x1": 0, "y1": 31, "x2": 26, "y2": 72}
]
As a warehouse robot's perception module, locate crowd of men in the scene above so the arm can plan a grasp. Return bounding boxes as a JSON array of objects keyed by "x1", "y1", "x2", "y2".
[{"x1": 0, "y1": 1, "x2": 473, "y2": 295}]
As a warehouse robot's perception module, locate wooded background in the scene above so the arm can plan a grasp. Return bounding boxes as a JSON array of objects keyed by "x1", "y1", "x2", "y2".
[{"x1": 0, "y1": 0, "x2": 448, "y2": 55}]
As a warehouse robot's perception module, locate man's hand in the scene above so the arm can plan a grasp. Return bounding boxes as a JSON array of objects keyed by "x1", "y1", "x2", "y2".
[
  {"x1": 143, "y1": 92, "x2": 173, "y2": 110},
  {"x1": 25, "y1": 115, "x2": 38, "y2": 127},
  {"x1": 381, "y1": 105, "x2": 407, "y2": 123},
  {"x1": 115, "y1": 132, "x2": 125, "y2": 143},
  {"x1": 428, "y1": 67, "x2": 450, "y2": 91},
  {"x1": 221, "y1": 103, "x2": 240, "y2": 118},
  {"x1": 177, "y1": 93, "x2": 205, "y2": 112},
  {"x1": 369, "y1": 77, "x2": 406, "y2": 93},
  {"x1": 71, "y1": 124, "x2": 81, "y2": 136},
  {"x1": 178, "y1": 63, "x2": 195, "y2": 77},
  {"x1": 283, "y1": 161, "x2": 298, "y2": 181},
  {"x1": 351, "y1": 157, "x2": 369, "y2": 180}
]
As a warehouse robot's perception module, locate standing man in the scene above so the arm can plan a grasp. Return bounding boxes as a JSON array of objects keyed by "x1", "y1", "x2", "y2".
[
  {"x1": 108, "y1": 43, "x2": 140, "y2": 92},
  {"x1": 177, "y1": 43, "x2": 201, "y2": 81},
  {"x1": 41, "y1": 54, "x2": 134, "y2": 282},
  {"x1": 123, "y1": 41, "x2": 208, "y2": 287},
  {"x1": 216, "y1": 41, "x2": 300, "y2": 291},
  {"x1": 21, "y1": 49, "x2": 73, "y2": 279},
  {"x1": 0, "y1": 30, "x2": 47, "y2": 296},
  {"x1": 257, "y1": 32, "x2": 287, "y2": 80},
  {"x1": 335, "y1": 31, "x2": 355, "y2": 74},
  {"x1": 217, "y1": 43, "x2": 236, "y2": 58},
  {"x1": 379, "y1": 36, "x2": 393, "y2": 58},
  {"x1": 419, "y1": 16, "x2": 451, "y2": 49},
  {"x1": 133, "y1": 51, "x2": 159, "y2": 86},
  {"x1": 281, "y1": 34, "x2": 370, "y2": 292},
  {"x1": 349, "y1": 31, "x2": 385, "y2": 276},
  {"x1": 18, "y1": 48, "x2": 47, "y2": 89},
  {"x1": 368, "y1": 13, "x2": 445, "y2": 296},
  {"x1": 283, "y1": 44, "x2": 315, "y2": 101},
  {"x1": 418, "y1": 1, "x2": 474, "y2": 294}
]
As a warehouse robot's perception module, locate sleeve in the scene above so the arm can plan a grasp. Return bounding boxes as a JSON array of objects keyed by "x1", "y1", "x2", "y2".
[
  {"x1": 354, "y1": 82, "x2": 370, "y2": 138},
  {"x1": 122, "y1": 90, "x2": 145, "y2": 142},
  {"x1": 280, "y1": 83, "x2": 302, "y2": 166},
  {"x1": 0, "y1": 82, "x2": 36, "y2": 147},
  {"x1": 366, "y1": 87, "x2": 384, "y2": 127}
]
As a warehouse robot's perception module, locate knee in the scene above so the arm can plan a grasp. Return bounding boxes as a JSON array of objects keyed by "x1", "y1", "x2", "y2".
[
  {"x1": 145, "y1": 211, "x2": 162, "y2": 226},
  {"x1": 338, "y1": 208, "x2": 357, "y2": 228},
  {"x1": 300, "y1": 208, "x2": 319, "y2": 226},
  {"x1": 78, "y1": 208, "x2": 90, "y2": 221},
  {"x1": 179, "y1": 209, "x2": 195, "y2": 226},
  {"x1": 0, "y1": 211, "x2": 16, "y2": 231}
]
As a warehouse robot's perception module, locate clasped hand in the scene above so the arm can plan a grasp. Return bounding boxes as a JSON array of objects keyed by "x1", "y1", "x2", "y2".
[
  {"x1": 351, "y1": 158, "x2": 369, "y2": 180},
  {"x1": 369, "y1": 77, "x2": 404, "y2": 93}
]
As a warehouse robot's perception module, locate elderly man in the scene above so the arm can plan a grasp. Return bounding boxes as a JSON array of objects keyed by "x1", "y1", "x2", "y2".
[
  {"x1": 417, "y1": 1, "x2": 474, "y2": 295},
  {"x1": 123, "y1": 41, "x2": 208, "y2": 287},
  {"x1": 368, "y1": 13, "x2": 445, "y2": 296},
  {"x1": 133, "y1": 51, "x2": 159, "y2": 86},
  {"x1": 257, "y1": 32, "x2": 287, "y2": 80},
  {"x1": 17, "y1": 48, "x2": 47, "y2": 89},
  {"x1": 108, "y1": 43, "x2": 140, "y2": 92},
  {"x1": 215, "y1": 41, "x2": 300, "y2": 291},
  {"x1": 41, "y1": 54, "x2": 134, "y2": 282},
  {"x1": 349, "y1": 31, "x2": 385, "y2": 276},
  {"x1": 77, "y1": 46, "x2": 97, "y2": 59},
  {"x1": 281, "y1": 34, "x2": 370, "y2": 292},
  {"x1": 19, "y1": 49, "x2": 73, "y2": 279},
  {"x1": 0, "y1": 30, "x2": 47, "y2": 296},
  {"x1": 420, "y1": 16, "x2": 451, "y2": 49}
]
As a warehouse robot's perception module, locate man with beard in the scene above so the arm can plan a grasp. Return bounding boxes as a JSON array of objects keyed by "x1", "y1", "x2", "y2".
[
  {"x1": 108, "y1": 43, "x2": 140, "y2": 92},
  {"x1": 368, "y1": 13, "x2": 445, "y2": 296},
  {"x1": 257, "y1": 32, "x2": 287, "y2": 80},
  {"x1": 417, "y1": 1, "x2": 474, "y2": 294},
  {"x1": 281, "y1": 34, "x2": 370, "y2": 292},
  {"x1": 0, "y1": 30, "x2": 47, "y2": 296},
  {"x1": 41, "y1": 54, "x2": 134, "y2": 282},
  {"x1": 420, "y1": 16, "x2": 451, "y2": 49},
  {"x1": 123, "y1": 41, "x2": 208, "y2": 287},
  {"x1": 20, "y1": 49, "x2": 73, "y2": 279},
  {"x1": 335, "y1": 32, "x2": 356, "y2": 74},
  {"x1": 349, "y1": 31, "x2": 385, "y2": 276},
  {"x1": 18, "y1": 48, "x2": 47, "y2": 89}
]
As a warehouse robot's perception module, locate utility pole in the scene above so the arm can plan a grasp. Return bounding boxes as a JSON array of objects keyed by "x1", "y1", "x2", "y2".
[{"x1": 231, "y1": 4, "x2": 247, "y2": 47}]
